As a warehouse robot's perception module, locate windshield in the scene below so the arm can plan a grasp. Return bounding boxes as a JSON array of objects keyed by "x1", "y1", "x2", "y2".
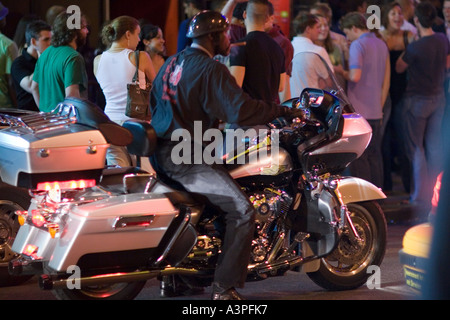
[{"x1": 290, "y1": 52, "x2": 353, "y2": 113}]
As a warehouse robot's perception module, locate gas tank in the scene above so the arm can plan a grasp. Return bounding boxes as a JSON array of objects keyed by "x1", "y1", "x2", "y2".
[{"x1": 227, "y1": 146, "x2": 293, "y2": 180}]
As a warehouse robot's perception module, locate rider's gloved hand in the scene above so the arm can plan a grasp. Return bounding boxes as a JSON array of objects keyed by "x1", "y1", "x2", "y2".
[{"x1": 280, "y1": 105, "x2": 308, "y2": 122}]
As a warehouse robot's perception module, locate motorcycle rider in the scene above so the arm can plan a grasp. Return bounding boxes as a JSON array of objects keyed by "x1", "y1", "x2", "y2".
[{"x1": 150, "y1": 10, "x2": 300, "y2": 300}]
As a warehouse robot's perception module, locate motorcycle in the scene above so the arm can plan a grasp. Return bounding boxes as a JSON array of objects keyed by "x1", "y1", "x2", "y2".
[{"x1": 1, "y1": 54, "x2": 387, "y2": 300}]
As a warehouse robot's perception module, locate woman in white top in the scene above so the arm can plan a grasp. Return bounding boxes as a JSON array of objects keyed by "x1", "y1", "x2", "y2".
[{"x1": 94, "y1": 16, "x2": 156, "y2": 167}]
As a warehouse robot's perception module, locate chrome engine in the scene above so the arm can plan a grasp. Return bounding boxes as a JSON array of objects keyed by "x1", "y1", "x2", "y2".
[
  {"x1": 249, "y1": 189, "x2": 293, "y2": 263},
  {"x1": 183, "y1": 188, "x2": 293, "y2": 267},
  {"x1": 186, "y1": 235, "x2": 222, "y2": 266}
]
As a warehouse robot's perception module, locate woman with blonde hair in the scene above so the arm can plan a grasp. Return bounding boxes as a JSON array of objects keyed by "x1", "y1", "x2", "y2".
[{"x1": 94, "y1": 15, "x2": 156, "y2": 167}]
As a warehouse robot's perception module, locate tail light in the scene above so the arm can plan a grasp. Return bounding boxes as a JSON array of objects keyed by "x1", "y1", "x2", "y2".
[
  {"x1": 36, "y1": 179, "x2": 96, "y2": 192},
  {"x1": 431, "y1": 172, "x2": 443, "y2": 215},
  {"x1": 31, "y1": 210, "x2": 46, "y2": 228},
  {"x1": 17, "y1": 179, "x2": 97, "y2": 240},
  {"x1": 23, "y1": 244, "x2": 38, "y2": 257},
  {"x1": 17, "y1": 210, "x2": 61, "y2": 238}
]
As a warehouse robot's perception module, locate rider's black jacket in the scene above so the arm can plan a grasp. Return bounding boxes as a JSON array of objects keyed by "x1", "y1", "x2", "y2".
[{"x1": 150, "y1": 46, "x2": 291, "y2": 140}]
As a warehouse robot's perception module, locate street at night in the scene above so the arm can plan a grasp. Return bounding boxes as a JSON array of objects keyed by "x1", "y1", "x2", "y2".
[
  {"x1": 0, "y1": 223, "x2": 419, "y2": 301},
  {"x1": 1, "y1": 0, "x2": 449, "y2": 309}
]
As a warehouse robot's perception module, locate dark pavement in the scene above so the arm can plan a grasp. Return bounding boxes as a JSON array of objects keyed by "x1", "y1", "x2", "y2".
[{"x1": 378, "y1": 173, "x2": 430, "y2": 226}]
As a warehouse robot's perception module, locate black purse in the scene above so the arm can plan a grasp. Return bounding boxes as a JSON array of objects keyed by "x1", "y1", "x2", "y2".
[{"x1": 125, "y1": 50, "x2": 151, "y2": 119}]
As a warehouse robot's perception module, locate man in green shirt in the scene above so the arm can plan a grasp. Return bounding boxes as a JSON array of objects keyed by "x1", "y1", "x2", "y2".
[
  {"x1": 32, "y1": 11, "x2": 89, "y2": 112},
  {"x1": 0, "y1": 3, "x2": 18, "y2": 108}
]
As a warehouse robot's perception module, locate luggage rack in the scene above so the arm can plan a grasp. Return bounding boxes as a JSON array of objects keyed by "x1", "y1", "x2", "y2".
[{"x1": 0, "y1": 103, "x2": 78, "y2": 134}]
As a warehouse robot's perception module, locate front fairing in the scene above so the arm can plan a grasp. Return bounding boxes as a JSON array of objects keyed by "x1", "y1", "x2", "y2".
[{"x1": 225, "y1": 53, "x2": 357, "y2": 178}]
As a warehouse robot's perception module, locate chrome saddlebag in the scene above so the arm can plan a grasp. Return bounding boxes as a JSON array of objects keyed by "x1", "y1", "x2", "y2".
[{"x1": 12, "y1": 192, "x2": 179, "y2": 272}]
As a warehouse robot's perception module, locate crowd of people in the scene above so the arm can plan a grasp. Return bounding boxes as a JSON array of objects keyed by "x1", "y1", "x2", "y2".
[
  {"x1": 218, "y1": 0, "x2": 449, "y2": 218},
  {"x1": 0, "y1": 0, "x2": 449, "y2": 299}
]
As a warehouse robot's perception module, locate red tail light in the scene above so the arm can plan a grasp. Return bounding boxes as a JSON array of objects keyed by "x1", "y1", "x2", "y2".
[
  {"x1": 23, "y1": 244, "x2": 38, "y2": 256},
  {"x1": 31, "y1": 210, "x2": 46, "y2": 227},
  {"x1": 431, "y1": 172, "x2": 443, "y2": 215},
  {"x1": 36, "y1": 179, "x2": 96, "y2": 191}
]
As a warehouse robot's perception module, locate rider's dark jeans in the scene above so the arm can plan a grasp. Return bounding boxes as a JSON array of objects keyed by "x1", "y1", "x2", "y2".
[{"x1": 150, "y1": 140, "x2": 255, "y2": 290}]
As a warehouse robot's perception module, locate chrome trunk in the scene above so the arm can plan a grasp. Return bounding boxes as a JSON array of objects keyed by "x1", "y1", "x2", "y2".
[{"x1": 0, "y1": 111, "x2": 108, "y2": 187}]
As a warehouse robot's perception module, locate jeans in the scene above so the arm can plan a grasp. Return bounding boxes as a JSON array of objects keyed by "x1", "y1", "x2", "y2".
[
  {"x1": 403, "y1": 93, "x2": 445, "y2": 204},
  {"x1": 151, "y1": 140, "x2": 255, "y2": 289},
  {"x1": 382, "y1": 97, "x2": 411, "y2": 192}
]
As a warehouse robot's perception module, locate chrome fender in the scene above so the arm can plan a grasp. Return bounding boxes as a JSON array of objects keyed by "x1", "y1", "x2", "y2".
[
  {"x1": 336, "y1": 176, "x2": 386, "y2": 204},
  {"x1": 303, "y1": 177, "x2": 385, "y2": 273}
]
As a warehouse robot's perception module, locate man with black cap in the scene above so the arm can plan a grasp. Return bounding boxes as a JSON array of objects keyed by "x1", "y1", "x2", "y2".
[
  {"x1": 150, "y1": 10, "x2": 300, "y2": 300},
  {"x1": 0, "y1": 2, "x2": 18, "y2": 108}
]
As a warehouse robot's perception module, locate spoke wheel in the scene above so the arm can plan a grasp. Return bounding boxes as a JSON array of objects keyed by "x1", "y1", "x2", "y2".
[
  {"x1": 307, "y1": 201, "x2": 387, "y2": 291},
  {"x1": 0, "y1": 185, "x2": 32, "y2": 287},
  {"x1": 53, "y1": 281, "x2": 147, "y2": 300}
]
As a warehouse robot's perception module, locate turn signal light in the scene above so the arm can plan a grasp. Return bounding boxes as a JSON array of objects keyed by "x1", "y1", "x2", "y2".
[
  {"x1": 18, "y1": 215, "x2": 26, "y2": 226},
  {"x1": 15, "y1": 210, "x2": 27, "y2": 226},
  {"x1": 47, "y1": 224, "x2": 60, "y2": 239}
]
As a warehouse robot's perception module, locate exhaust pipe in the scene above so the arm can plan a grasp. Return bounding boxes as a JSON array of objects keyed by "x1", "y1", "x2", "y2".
[
  {"x1": 250, "y1": 254, "x2": 317, "y2": 276},
  {"x1": 39, "y1": 255, "x2": 310, "y2": 290},
  {"x1": 252, "y1": 256, "x2": 303, "y2": 275},
  {"x1": 39, "y1": 255, "x2": 316, "y2": 290},
  {"x1": 39, "y1": 267, "x2": 210, "y2": 290}
]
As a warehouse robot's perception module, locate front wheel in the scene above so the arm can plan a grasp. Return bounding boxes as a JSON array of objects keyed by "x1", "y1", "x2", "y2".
[
  {"x1": 307, "y1": 201, "x2": 387, "y2": 291},
  {"x1": 52, "y1": 281, "x2": 147, "y2": 300}
]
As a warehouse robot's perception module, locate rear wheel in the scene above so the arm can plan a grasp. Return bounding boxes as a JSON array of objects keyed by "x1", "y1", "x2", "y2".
[
  {"x1": 307, "y1": 201, "x2": 387, "y2": 290},
  {"x1": 0, "y1": 185, "x2": 32, "y2": 287},
  {"x1": 53, "y1": 281, "x2": 147, "y2": 300}
]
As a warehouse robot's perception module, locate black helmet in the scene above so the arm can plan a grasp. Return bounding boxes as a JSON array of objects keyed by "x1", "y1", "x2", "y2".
[{"x1": 186, "y1": 10, "x2": 229, "y2": 38}]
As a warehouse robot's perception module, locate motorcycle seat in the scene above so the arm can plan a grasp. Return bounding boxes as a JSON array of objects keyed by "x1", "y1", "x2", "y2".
[
  {"x1": 100, "y1": 167, "x2": 149, "y2": 193},
  {"x1": 122, "y1": 119, "x2": 157, "y2": 157},
  {"x1": 100, "y1": 169, "x2": 199, "y2": 208}
]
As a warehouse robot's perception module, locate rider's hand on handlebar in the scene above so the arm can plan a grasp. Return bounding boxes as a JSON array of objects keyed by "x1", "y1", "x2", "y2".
[{"x1": 283, "y1": 106, "x2": 309, "y2": 122}]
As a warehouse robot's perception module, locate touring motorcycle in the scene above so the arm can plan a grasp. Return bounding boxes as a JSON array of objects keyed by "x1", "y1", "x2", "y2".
[{"x1": 1, "y1": 54, "x2": 387, "y2": 300}]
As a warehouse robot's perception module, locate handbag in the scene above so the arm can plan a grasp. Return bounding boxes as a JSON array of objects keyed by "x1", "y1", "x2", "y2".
[{"x1": 125, "y1": 50, "x2": 152, "y2": 119}]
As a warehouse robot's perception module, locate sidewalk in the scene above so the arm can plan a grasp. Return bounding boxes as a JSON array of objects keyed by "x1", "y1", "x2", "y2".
[{"x1": 378, "y1": 173, "x2": 428, "y2": 225}]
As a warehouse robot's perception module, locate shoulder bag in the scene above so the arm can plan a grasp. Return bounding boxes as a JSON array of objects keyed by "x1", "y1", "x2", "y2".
[{"x1": 125, "y1": 50, "x2": 152, "y2": 120}]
